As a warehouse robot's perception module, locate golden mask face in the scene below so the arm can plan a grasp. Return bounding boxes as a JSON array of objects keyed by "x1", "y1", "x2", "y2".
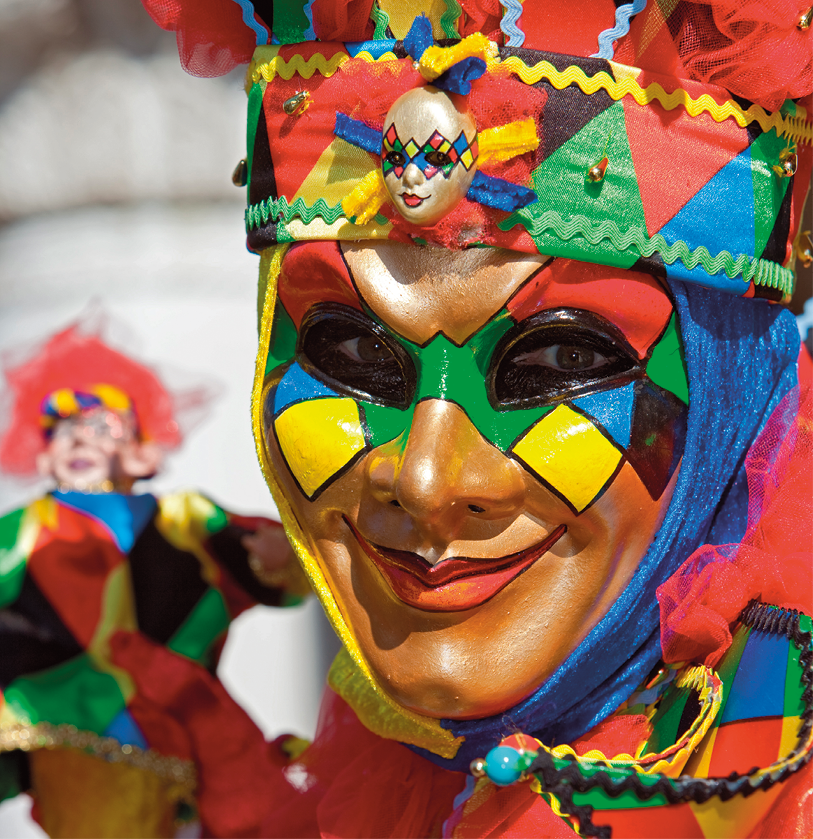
[
  {"x1": 381, "y1": 87, "x2": 478, "y2": 225},
  {"x1": 258, "y1": 241, "x2": 687, "y2": 720}
]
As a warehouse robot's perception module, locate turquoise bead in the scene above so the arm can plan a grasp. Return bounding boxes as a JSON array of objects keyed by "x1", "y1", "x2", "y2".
[{"x1": 484, "y1": 745, "x2": 524, "y2": 786}]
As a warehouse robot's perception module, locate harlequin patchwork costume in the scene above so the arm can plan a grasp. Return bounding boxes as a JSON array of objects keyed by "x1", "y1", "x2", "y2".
[
  {"x1": 0, "y1": 322, "x2": 306, "y2": 837},
  {"x1": 143, "y1": 0, "x2": 812, "y2": 836}
]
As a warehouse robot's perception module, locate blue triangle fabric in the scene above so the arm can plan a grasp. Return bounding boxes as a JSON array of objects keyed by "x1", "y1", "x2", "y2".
[
  {"x1": 54, "y1": 492, "x2": 157, "y2": 553},
  {"x1": 658, "y1": 146, "x2": 756, "y2": 293}
]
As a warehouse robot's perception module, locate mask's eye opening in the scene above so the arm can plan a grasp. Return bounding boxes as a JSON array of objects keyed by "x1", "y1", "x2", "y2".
[
  {"x1": 488, "y1": 308, "x2": 641, "y2": 409},
  {"x1": 298, "y1": 303, "x2": 416, "y2": 409},
  {"x1": 385, "y1": 151, "x2": 406, "y2": 167},
  {"x1": 424, "y1": 150, "x2": 452, "y2": 168}
]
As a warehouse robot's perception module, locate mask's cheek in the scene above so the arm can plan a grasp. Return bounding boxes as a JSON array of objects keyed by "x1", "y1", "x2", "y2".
[
  {"x1": 263, "y1": 361, "x2": 413, "y2": 500},
  {"x1": 510, "y1": 403, "x2": 625, "y2": 514},
  {"x1": 507, "y1": 379, "x2": 687, "y2": 515}
]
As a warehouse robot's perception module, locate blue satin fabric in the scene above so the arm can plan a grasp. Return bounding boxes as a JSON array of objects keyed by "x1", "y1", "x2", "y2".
[{"x1": 413, "y1": 281, "x2": 801, "y2": 771}]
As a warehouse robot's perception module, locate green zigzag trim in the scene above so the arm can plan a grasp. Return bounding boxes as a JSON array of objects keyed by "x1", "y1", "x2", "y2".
[
  {"x1": 245, "y1": 200, "x2": 793, "y2": 295},
  {"x1": 245, "y1": 196, "x2": 346, "y2": 230},
  {"x1": 371, "y1": 1, "x2": 390, "y2": 39},
  {"x1": 441, "y1": 0, "x2": 462, "y2": 38},
  {"x1": 499, "y1": 210, "x2": 795, "y2": 294}
]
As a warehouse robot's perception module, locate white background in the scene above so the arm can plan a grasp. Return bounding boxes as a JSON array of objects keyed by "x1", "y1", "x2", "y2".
[{"x1": 0, "y1": 2, "x2": 336, "y2": 834}]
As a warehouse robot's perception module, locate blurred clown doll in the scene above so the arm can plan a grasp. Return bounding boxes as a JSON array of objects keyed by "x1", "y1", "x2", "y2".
[
  {"x1": 0, "y1": 315, "x2": 310, "y2": 838},
  {"x1": 143, "y1": 0, "x2": 813, "y2": 837}
]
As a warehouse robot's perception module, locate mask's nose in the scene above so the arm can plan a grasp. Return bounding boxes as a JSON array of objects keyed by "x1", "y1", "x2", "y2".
[
  {"x1": 365, "y1": 399, "x2": 527, "y2": 549},
  {"x1": 401, "y1": 162, "x2": 425, "y2": 189}
]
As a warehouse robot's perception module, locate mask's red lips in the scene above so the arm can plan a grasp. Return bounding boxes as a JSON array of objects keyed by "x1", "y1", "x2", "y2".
[
  {"x1": 346, "y1": 519, "x2": 567, "y2": 612},
  {"x1": 401, "y1": 193, "x2": 426, "y2": 207}
]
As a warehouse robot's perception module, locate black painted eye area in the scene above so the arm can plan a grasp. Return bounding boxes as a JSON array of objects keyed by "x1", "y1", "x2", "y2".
[
  {"x1": 490, "y1": 308, "x2": 640, "y2": 408},
  {"x1": 385, "y1": 151, "x2": 406, "y2": 167},
  {"x1": 298, "y1": 303, "x2": 415, "y2": 408},
  {"x1": 425, "y1": 150, "x2": 452, "y2": 167}
]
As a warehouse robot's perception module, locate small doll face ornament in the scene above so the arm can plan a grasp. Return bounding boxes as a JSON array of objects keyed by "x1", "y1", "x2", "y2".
[
  {"x1": 381, "y1": 87, "x2": 478, "y2": 226},
  {"x1": 262, "y1": 242, "x2": 689, "y2": 719}
]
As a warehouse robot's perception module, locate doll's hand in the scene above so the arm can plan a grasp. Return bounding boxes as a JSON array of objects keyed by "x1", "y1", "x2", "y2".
[{"x1": 242, "y1": 524, "x2": 310, "y2": 595}]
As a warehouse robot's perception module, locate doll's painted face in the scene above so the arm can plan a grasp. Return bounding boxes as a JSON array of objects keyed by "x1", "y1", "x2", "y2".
[
  {"x1": 261, "y1": 241, "x2": 688, "y2": 719},
  {"x1": 381, "y1": 87, "x2": 478, "y2": 226},
  {"x1": 37, "y1": 406, "x2": 161, "y2": 492}
]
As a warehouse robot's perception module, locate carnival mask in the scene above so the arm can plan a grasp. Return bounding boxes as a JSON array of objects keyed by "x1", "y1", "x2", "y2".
[
  {"x1": 259, "y1": 241, "x2": 689, "y2": 719},
  {"x1": 381, "y1": 87, "x2": 478, "y2": 225}
]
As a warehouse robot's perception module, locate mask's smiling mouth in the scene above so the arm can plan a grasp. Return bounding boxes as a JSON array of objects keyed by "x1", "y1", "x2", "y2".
[
  {"x1": 400, "y1": 192, "x2": 428, "y2": 208},
  {"x1": 345, "y1": 518, "x2": 567, "y2": 612}
]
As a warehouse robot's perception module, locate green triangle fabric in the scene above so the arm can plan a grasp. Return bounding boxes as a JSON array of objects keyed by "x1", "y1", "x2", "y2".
[
  {"x1": 749, "y1": 130, "x2": 792, "y2": 259},
  {"x1": 503, "y1": 101, "x2": 648, "y2": 269}
]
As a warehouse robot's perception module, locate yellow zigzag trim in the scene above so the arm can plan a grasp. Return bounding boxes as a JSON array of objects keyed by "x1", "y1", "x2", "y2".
[
  {"x1": 248, "y1": 47, "x2": 401, "y2": 85},
  {"x1": 249, "y1": 47, "x2": 349, "y2": 83},
  {"x1": 545, "y1": 665, "x2": 722, "y2": 778},
  {"x1": 490, "y1": 56, "x2": 812, "y2": 144},
  {"x1": 248, "y1": 44, "x2": 811, "y2": 145}
]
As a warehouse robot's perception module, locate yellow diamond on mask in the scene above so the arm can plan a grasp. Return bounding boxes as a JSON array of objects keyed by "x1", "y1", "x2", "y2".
[
  {"x1": 511, "y1": 404, "x2": 622, "y2": 513},
  {"x1": 274, "y1": 397, "x2": 366, "y2": 498}
]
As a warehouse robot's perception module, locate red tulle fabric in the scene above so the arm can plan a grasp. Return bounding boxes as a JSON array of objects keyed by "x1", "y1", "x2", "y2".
[
  {"x1": 667, "y1": 0, "x2": 813, "y2": 111},
  {"x1": 311, "y1": 0, "x2": 374, "y2": 42},
  {"x1": 141, "y1": 0, "x2": 256, "y2": 77},
  {"x1": 658, "y1": 351, "x2": 813, "y2": 668},
  {"x1": 0, "y1": 323, "x2": 181, "y2": 475},
  {"x1": 141, "y1": 0, "x2": 813, "y2": 111},
  {"x1": 259, "y1": 690, "x2": 465, "y2": 838}
]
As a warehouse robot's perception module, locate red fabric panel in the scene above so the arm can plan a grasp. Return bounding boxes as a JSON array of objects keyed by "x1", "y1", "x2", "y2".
[
  {"x1": 458, "y1": 0, "x2": 503, "y2": 42},
  {"x1": 278, "y1": 242, "x2": 363, "y2": 327},
  {"x1": 110, "y1": 631, "x2": 284, "y2": 838},
  {"x1": 623, "y1": 95, "x2": 748, "y2": 237},
  {"x1": 506, "y1": 258, "x2": 673, "y2": 359},
  {"x1": 260, "y1": 48, "x2": 416, "y2": 203},
  {"x1": 27, "y1": 504, "x2": 124, "y2": 648},
  {"x1": 707, "y1": 717, "x2": 784, "y2": 778},
  {"x1": 750, "y1": 759, "x2": 813, "y2": 838},
  {"x1": 570, "y1": 713, "x2": 651, "y2": 758},
  {"x1": 449, "y1": 782, "x2": 577, "y2": 838},
  {"x1": 598, "y1": 801, "x2": 703, "y2": 838},
  {"x1": 518, "y1": 1, "x2": 618, "y2": 57}
]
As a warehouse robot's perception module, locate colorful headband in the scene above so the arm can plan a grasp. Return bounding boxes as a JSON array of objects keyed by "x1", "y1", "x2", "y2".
[
  {"x1": 216, "y1": 2, "x2": 811, "y2": 303},
  {"x1": 39, "y1": 385, "x2": 134, "y2": 434}
]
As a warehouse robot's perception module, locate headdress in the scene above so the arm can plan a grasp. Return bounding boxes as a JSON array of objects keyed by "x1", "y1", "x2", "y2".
[
  {"x1": 145, "y1": 0, "x2": 812, "y2": 300},
  {"x1": 145, "y1": 0, "x2": 812, "y2": 770}
]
